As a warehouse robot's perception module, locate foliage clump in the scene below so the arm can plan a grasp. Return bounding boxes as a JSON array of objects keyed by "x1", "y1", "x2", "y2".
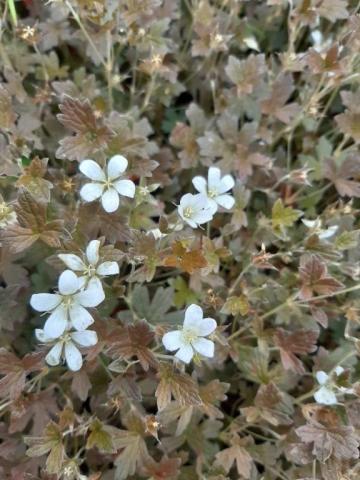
[{"x1": 1, "y1": 0, "x2": 360, "y2": 479}]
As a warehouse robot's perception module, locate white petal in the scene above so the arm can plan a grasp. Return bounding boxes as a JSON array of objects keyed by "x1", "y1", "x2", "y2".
[
  {"x1": 335, "y1": 366, "x2": 345, "y2": 376},
  {"x1": 192, "y1": 176, "x2": 207, "y2": 194},
  {"x1": 79, "y1": 160, "x2": 106, "y2": 181},
  {"x1": 107, "y1": 155, "x2": 128, "y2": 179},
  {"x1": 162, "y1": 331, "x2": 183, "y2": 351},
  {"x1": 80, "y1": 183, "x2": 104, "y2": 202},
  {"x1": 96, "y1": 261, "x2": 119, "y2": 276},
  {"x1": 45, "y1": 342, "x2": 63, "y2": 366},
  {"x1": 101, "y1": 188, "x2": 119, "y2": 213},
  {"x1": 69, "y1": 304, "x2": 94, "y2": 331},
  {"x1": 193, "y1": 193, "x2": 211, "y2": 209},
  {"x1": 86, "y1": 240, "x2": 100, "y2": 265},
  {"x1": 58, "y1": 254, "x2": 86, "y2": 271},
  {"x1": 30, "y1": 293, "x2": 62, "y2": 312},
  {"x1": 215, "y1": 194, "x2": 235, "y2": 210},
  {"x1": 208, "y1": 167, "x2": 221, "y2": 190},
  {"x1": 78, "y1": 275, "x2": 87, "y2": 290},
  {"x1": 182, "y1": 216, "x2": 198, "y2": 228},
  {"x1": 43, "y1": 305, "x2": 68, "y2": 338},
  {"x1": 184, "y1": 304, "x2": 203, "y2": 328},
  {"x1": 58, "y1": 270, "x2": 79, "y2": 295},
  {"x1": 197, "y1": 318, "x2": 217, "y2": 336},
  {"x1": 65, "y1": 341, "x2": 83, "y2": 371},
  {"x1": 218, "y1": 174, "x2": 235, "y2": 194},
  {"x1": 179, "y1": 193, "x2": 195, "y2": 209},
  {"x1": 316, "y1": 371, "x2": 329, "y2": 385},
  {"x1": 113, "y1": 179, "x2": 136, "y2": 198},
  {"x1": 74, "y1": 283, "x2": 105, "y2": 307},
  {"x1": 71, "y1": 330, "x2": 98, "y2": 347},
  {"x1": 192, "y1": 337, "x2": 214, "y2": 358},
  {"x1": 192, "y1": 208, "x2": 213, "y2": 225},
  {"x1": 175, "y1": 345, "x2": 194, "y2": 363},
  {"x1": 35, "y1": 328, "x2": 54, "y2": 342},
  {"x1": 319, "y1": 226, "x2": 338, "y2": 240},
  {"x1": 314, "y1": 386, "x2": 337, "y2": 405}
]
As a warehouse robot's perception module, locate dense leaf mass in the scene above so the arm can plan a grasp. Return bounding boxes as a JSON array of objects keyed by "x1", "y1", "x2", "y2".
[{"x1": 0, "y1": 1, "x2": 360, "y2": 479}]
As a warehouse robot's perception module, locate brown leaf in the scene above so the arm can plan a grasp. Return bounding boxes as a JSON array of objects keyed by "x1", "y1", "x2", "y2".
[
  {"x1": 0, "y1": 84, "x2": 16, "y2": 129},
  {"x1": 199, "y1": 380, "x2": 229, "y2": 419},
  {"x1": 0, "y1": 349, "x2": 43, "y2": 400},
  {"x1": 261, "y1": 74, "x2": 300, "y2": 124},
  {"x1": 16, "y1": 157, "x2": 53, "y2": 203},
  {"x1": 108, "y1": 321, "x2": 157, "y2": 371},
  {"x1": 163, "y1": 241, "x2": 207, "y2": 274},
  {"x1": 56, "y1": 95, "x2": 112, "y2": 161},
  {"x1": 296, "y1": 417, "x2": 359, "y2": 462},
  {"x1": 0, "y1": 192, "x2": 63, "y2": 253},
  {"x1": 299, "y1": 254, "x2": 344, "y2": 300},
  {"x1": 142, "y1": 456, "x2": 181, "y2": 480},
  {"x1": 274, "y1": 328, "x2": 318, "y2": 374},
  {"x1": 324, "y1": 155, "x2": 360, "y2": 197},
  {"x1": 214, "y1": 435, "x2": 253, "y2": 478},
  {"x1": 155, "y1": 363, "x2": 202, "y2": 411},
  {"x1": 25, "y1": 421, "x2": 65, "y2": 474}
]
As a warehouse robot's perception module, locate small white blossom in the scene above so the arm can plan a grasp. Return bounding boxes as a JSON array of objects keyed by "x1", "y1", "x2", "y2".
[
  {"x1": 192, "y1": 167, "x2": 235, "y2": 214},
  {"x1": 162, "y1": 304, "x2": 217, "y2": 363},
  {"x1": 314, "y1": 366, "x2": 353, "y2": 405},
  {"x1": 58, "y1": 239, "x2": 119, "y2": 291},
  {"x1": 36, "y1": 328, "x2": 98, "y2": 372},
  {"x1": 79, "y1": 155, "x2": 136, "y2": 213},
  {"x1": 302, "y1": 218, "x2": 338, "y2": 240},
  {"x1": 30, "y1": 270, "x2": 104, "y2": 339},
  {"x1": 177, "y1": 193, "x2": 214, "y2": 228},
  {"x1": 0, "y1": 201, "x2": 17, "y2": 228}
]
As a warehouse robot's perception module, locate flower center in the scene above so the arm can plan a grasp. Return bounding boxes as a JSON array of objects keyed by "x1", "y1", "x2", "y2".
[
  {"x1": 103, "y1": 178, "x2": 113, "y2": 190},
  {"x1": 183, "y1": 207, "x2": 194, "y2": 218},
  {"x1": 84, "y1": 265, "x2": 96, "y2": 277},
  {"x1": 208, "y1": 188, "x2": 218, "y2": 198},
  {"x1": 62, "y1": 296, "x2": 74, "y2": 308},
  {"x1": 181, "y1": 328, "x2": 198, "y2": 344}
]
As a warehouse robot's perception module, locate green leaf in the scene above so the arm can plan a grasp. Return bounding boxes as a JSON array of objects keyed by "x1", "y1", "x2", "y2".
[
  {"x1": 271, "y1": 199, "x2": 302, "y2": 238},
  {"x1": 335, "y1": 230, "x2": 360, "y2": 251}
]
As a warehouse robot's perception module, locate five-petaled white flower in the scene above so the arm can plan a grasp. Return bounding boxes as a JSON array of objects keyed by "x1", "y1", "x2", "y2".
[
  {"x1": 30, "y1": 270, "x2": 104, "y2": 339},
  {"x1": 36, "y1": 328, "x2": 98, "y2": 372},
  {"x1": 177, "y1": 193, "x2": 214, "y2": 228},
  {"x1": 79, "y1": 155, "x2": 136, "y2": 213},
  {"x1": 58, "y1": 239, "x2": 119, "y2": 292},
  {"x1": 192, "y1": 167, "x2": 235, "y2": 214},
  {"x1": 162, "y1": 304, "x2": 217, "y2": 363},
  {"x1": 314, "y1": 366, "x2": 353, "y2": 405}
]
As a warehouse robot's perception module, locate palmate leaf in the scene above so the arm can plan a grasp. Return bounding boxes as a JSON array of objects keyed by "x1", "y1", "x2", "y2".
[
  {"x1": 274, "y1": 328, "x2": 318, "y2": 374},
  {"x1": 156, "y1": 363, "x2": 202, "y2": 411},
  {"x1": 0, "y1": 192, "x2": 63, "y2": 253},
  {"x1": 56, "y1": 95, "x2": 113, "y2": 161},
  {"x1": 271, "y1": 199, "x2": 303, "y2": 238},
  {"x1": 299, "y1": 254, "x2": 344, "y2": 300},
  {"x1": 25, "y1": 422, "x2": 65, "y2": 474}
]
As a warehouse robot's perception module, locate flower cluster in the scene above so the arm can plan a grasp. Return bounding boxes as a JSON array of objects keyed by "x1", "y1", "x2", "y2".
[{"x1": 30, "y1": 241, "x2": 118, "y2": 371}]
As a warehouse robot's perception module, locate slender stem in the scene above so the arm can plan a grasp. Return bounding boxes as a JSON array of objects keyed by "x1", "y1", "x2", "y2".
[{"x1": 65, "y1": 0, "x2": 107, "y2": 68}]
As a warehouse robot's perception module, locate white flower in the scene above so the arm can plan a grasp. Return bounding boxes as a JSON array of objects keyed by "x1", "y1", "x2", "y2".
[
  {"x1": 30, "y1": 270, "x2": 104, "y2": 339},
  {"x1": 79, "y1": 155, "x2": 136, "y2": 213},
  {"x1": 58, "y1": 239, "x2": 119, "y2": 291},
  {"x1": 36, "y1": 328, "x2": 98, "y2": 372},
  {"x1": 302, "y1": 218, "x2": 338, "y2": 240},
  {"x1": 0, "y1": 201, "x2": 17, "y2": 228},
  {"x1": 162, "y1": 304, "x2": 217, "y2": 363},
  {"x1": 314, "y1": 366, "x2": 353, "y2": 405},
  {"x1": 192, "y1": 167, "x2": 235, "y2": 214},
  {"x1": 177, "y1": 193, "x2": 214, "y2": 228}
]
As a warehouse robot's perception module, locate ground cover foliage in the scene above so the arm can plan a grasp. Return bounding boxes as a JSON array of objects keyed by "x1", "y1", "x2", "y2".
[{"x1": 1, "y1": 0, "x2": 360, "y2": 479}]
